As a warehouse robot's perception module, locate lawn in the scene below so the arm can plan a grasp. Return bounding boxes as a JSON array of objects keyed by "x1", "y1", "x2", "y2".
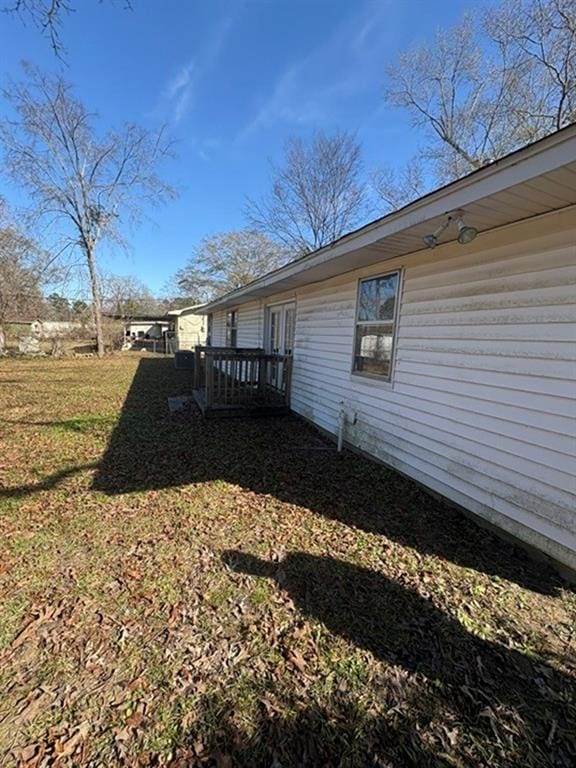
[{"x1": 0, "y1": 355, "x2": 574, "y2": 768}]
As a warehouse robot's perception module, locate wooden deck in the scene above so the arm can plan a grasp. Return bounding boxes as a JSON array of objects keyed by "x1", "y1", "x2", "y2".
[{"x1": 192, "y1": 346, "x2": 292, "y2": 418}]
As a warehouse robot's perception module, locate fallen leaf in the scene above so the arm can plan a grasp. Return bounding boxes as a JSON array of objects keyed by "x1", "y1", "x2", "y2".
[
  {"x1": 126, "y1": 711, "x2": 146, "y2": 729},
  {"x1": 287, "y1": 649, "x2": 306, "y2": 673}
]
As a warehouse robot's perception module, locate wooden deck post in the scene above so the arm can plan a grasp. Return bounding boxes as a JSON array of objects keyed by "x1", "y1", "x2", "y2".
[
  {"x1": 205, "y1": 349, "x2": 214, "y2": 408},
  {"x1": 257, "y1": 355, "x2": 266, "y2": 401},
  {"x1": 193, "y1": 346, "x2": 201, "y2": 391},
  {"x1": 284, "y1": 355, "x2": 293, "y2": 407}
]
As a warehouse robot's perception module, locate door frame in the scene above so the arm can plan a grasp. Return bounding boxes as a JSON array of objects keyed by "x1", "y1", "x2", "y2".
[{"x1": 264, "y1": 300, "x2": 296, "y2": 354}]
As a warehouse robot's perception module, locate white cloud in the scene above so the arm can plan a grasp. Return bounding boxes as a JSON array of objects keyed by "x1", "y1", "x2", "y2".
[
  {"x1": 165, "y1": 61, "x2": 195, "y2": 100},
  {"x1": 190, "y1": 136, "x2": 223, "y2": 162},
  {"x1": 160, "y1": 11, "x2": 236, "y2": 125},
  {"x1": 241, "y1": 0, "x2": 394, "y2": 138},
  {"x1": 164, "y1": 61, "x2": 197, "y2": 123}
]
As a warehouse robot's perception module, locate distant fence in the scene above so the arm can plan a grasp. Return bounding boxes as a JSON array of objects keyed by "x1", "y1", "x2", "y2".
[{"x1": 128, "y1": 338, "x2": 172, "y2": 354}]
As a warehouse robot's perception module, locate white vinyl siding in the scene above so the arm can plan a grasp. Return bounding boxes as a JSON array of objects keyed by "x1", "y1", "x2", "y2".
[
  {"x1": 291, "y1": 217, "x2": 576, "y2": 572},
  {"x1": 237, "y1": 301, "x2": 263, "y2": 347},
  {"x1": 212, "y1": 310, "x2": 227, "y2": 346},
  {"x1": 208, "y1": 212, "x2": 576, "y2": 572},
  {"x1": 213, "y1": 301, "x2": 263, "y2": 348}
]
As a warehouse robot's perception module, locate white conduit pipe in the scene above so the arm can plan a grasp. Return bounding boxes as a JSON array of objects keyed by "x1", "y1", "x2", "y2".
[{"x1": 337, "y1": 401, "x2": 346, "y2": 453}]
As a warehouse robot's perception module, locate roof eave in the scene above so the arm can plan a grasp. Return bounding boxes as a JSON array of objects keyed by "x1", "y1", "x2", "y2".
[
  {"x1": 167, "y1": 303, "x2": 207, "y2": 316},
  {"x1": 200, "y1": 124, "x2": 576, "y2": 314}
]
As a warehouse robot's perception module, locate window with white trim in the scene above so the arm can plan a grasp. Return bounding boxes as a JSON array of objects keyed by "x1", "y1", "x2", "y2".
[
  {"x1": 353, "y1": 271, "x2": 400, "y2": 380},
  {"x1": 206, "y1": 313, "x2": 213, "y2": 346},
  {"x1": 226, "y1": 310, "x2": 238, "y2": 347}
]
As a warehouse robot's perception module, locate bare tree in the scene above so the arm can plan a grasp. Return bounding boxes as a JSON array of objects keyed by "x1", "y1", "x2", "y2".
[
  {"x1": 101, "y1": 273, "x2": 158, "y2": 319},
  {"x1": 159, "y1": 286, "x2": 203, "y2": 312},
  {"x1": 175, "y1": 229, "x2": 287, "y2": 301},
  {"x1": 0, "y1": 64, "x2": 174, "y2": 357},
  {"x1": 371, "y1": 158, "x2": 428, "y2": 213},
  {"x1": 487, "y1": 0, "x2": 576, "y2": 131},
  {"x1": 247, "y1": 131, "x2": 369, "y2": 255},
  {"x1": 0, "y1": 202, "x2": 45, "y2": 353},
  {"x1": 385, "y1": 0, "x2": 576, "y2": 184},
  {"x1": 3, "y1": 0, "x2": 132, "y2": 58}
]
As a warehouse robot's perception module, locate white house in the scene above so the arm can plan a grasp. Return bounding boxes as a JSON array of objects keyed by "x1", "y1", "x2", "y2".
[
  {"x1": 196, "y1": 126, "x2": 576, "y2": 578},
  {"x1": 124, "y1": 317, "x2": 170, "y2": 340},
  {"x1": 166, "y1": 304, "x2": 207, "y2": 351},
  {"x1": 7, "y1": 319, "x2": 85, "y2": 337}
]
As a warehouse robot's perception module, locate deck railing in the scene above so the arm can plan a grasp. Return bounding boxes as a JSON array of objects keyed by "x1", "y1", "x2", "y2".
[{"x1": 193, "y1": 346, "x2": 292, "y2": 414}]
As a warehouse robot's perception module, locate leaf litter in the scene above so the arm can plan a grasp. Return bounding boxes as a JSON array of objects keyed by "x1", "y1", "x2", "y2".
[{"x1": 0, "y1": 355, "x2": 574, "y2": 767}]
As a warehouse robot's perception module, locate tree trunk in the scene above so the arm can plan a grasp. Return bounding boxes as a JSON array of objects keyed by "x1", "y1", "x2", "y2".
[
  {"x1": 51, "y1": 336, "x2": 63, "y2": 357},
  {"x1": 0, "y1": 324, "x2": 5, "y2": 355},
  {"x1": 84, "y1": 244, "x2": 105, "y2": 358}
]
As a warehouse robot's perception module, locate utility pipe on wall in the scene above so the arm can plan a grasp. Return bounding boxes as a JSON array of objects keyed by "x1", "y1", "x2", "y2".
[
  {"x1": 337, "y1": 402, "x2": 346, "y2": 453},
  {"x1": 337, "y1": 401, "x2": 357, "y2": 452}
]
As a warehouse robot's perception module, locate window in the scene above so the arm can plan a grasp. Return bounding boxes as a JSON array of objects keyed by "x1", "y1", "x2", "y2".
[
  {"x1": 226, "y1": 310, "x2": 238, "y2": 347},
  {"x1": 353, "y1": 271, "x2": 400, "y2": 380},
  {"x1": 284, "y1": 306, "x2": 295, "y2": 355},
  {"x1": 206, "y1": 313, "x2": 213, "y2": 346}
]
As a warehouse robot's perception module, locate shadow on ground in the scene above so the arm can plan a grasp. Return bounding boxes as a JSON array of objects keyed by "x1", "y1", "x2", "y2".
[
  {"x1": 170, "y1": 696, "x2": 442, "y2": 768},
  {"x1": 147, "y1": 548, "x2": 576, "y2": 767},
  {"x1": 91, "y1": 357, "x2": 566, "y2": 597},
  {"x1": 4, "y1": 358, "x2": 575, "y2": 766},
  {"x1": 0, "y1": 462, "x2": 97, "y2": 499}
]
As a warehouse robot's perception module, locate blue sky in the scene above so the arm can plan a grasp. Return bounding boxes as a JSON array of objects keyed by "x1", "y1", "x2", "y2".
[{"x1": 1, "y1": 0, "x2": 471, "y2": 294}]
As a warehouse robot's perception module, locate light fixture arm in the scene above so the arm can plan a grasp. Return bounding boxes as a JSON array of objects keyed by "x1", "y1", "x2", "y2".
[{"x1": 422, "y1": 209, "x2": 477, "y2": 249}]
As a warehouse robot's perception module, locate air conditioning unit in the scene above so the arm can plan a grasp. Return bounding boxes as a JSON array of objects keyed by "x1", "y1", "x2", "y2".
[{"x1": 174, "y1": 350, "x2": 195, "y2": 370}]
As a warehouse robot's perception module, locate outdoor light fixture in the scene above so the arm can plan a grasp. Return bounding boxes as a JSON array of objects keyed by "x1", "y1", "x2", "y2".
[
  {"x1": 422, "y1": 218, "x2": 451, "y2": 249},
  {"x1": 422, "y1": 210, "x2": 478, "y2": 249},
  {"x1": 455, "y1": 212, "x2": 478, "y2": 244}
]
